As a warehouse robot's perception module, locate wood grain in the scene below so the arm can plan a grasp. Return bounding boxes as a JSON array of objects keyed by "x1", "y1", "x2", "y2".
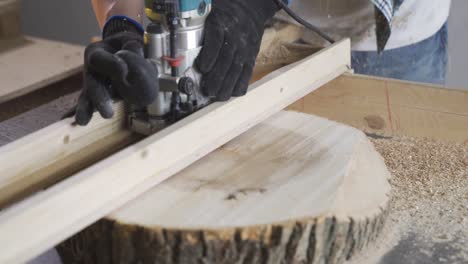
[
  {"x1": 0, "y1": 39, "x2": 350, "y2": 263},
  {"x1": 0, "y1": 102, "x2": 135, "y2": 208},
  {"x1": 58, "y1": 111, "x2": 391, "y2": 264}
]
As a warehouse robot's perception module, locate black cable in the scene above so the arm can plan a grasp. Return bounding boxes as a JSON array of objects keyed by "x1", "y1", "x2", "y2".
[{"x1": 275, "y1": 0, "x2": 335, "y2": 44}]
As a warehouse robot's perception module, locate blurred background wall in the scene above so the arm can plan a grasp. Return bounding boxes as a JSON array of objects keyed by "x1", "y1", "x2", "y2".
[
  {"x1": 21, "y1": 0, "x2": 99, "y2": 45},
  {"x1": 446, "y1": 0, "x2": 467, "y2": 89},
  {"x1": 20, "y1": 0, "x2": 468, "y2": 89}
]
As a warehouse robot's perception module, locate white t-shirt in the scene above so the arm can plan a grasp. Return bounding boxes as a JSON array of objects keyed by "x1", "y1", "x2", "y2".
[{"x1": 279, "y1": 0, "x2": 451, "y2": 51}]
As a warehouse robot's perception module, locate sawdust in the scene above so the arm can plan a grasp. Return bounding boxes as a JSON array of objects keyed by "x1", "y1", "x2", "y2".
[{"x1": 346, "y1": 136, "x2": 468, "y2": 263}]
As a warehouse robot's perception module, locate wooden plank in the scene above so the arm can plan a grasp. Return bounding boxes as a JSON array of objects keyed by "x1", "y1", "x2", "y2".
[
  {"x1": 59, "y1": 111, "x2": 391, "y2": 263},
  {"x1": 0, "y1": 37, "x2": 84, "y2": 103},
  {"x1": 0, "y1": 39, "x2": 350, "y2": 263},
  {"x1": 0, "y1": 102, "x2": 135, "y2": 208},
  {"x1": 289, "y1": 73, "x2": 468, "y2": 143}
]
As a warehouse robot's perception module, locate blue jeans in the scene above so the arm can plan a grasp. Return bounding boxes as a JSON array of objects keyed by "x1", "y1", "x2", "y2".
[{"x1": 351, "y1": 23, "x2": 448, "y2": 85}]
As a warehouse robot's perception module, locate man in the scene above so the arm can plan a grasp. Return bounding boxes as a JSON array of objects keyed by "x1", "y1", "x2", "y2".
[
  {"x1": 76, "y1": 0, "x2": 450, "y2": 125},
  {"x1": 279, "y1": 0, "x2": 450, "y2": 84}
]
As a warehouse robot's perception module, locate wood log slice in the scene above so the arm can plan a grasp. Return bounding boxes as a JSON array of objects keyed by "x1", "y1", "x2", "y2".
[{"x1": 58, "y1": 111, "x2": 391, "y2": 264}]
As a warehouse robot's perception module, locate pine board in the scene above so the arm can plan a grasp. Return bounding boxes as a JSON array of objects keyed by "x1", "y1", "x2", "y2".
[
  {"x1": 0, "y1": 101, "x2": 135, "y2": 208},
  {"x1": 0, "y1": 37, "x2": 84, "y2": 103}
]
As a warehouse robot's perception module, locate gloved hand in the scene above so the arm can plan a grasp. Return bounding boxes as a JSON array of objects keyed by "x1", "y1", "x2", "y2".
[
  {"x1": 75, "y1": 16, "x2": 158, "y2": 126},
  {"x1": 195, "y1": 0, "x2": 282, "y2": 101}
]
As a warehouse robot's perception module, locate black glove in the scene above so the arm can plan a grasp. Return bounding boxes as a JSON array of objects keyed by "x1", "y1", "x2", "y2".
[
  {"x1": 75, "y1": 17, "x2": 158, "y2": 126},
  {"x1": 195, "y1": 0, "x2": 282, "y2": 101}
]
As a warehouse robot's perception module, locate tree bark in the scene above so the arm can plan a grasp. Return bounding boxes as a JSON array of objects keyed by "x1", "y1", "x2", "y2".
[{"x1": 59, "y1": 211, "x2": 388, "y2": 264}]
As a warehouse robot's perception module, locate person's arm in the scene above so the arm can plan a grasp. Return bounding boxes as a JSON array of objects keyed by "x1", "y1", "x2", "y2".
[
  {"x1": 75, "y1": 1, "x2": 157, "y2": 126},
  {"x1": 91, "y1": 0, "x2": 143, "y2": 28}
]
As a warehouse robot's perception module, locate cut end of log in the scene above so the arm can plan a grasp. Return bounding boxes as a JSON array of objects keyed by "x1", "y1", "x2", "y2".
[{"x1": 59, "y1": 111, "x2": 391, "y2": 263}]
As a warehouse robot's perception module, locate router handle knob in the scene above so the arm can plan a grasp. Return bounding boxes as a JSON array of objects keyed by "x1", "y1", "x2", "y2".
[{"x1": 178, "y1": 77, "x2": 195, "y2": 96}]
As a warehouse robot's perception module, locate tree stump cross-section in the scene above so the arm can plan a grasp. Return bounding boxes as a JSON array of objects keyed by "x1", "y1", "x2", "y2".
[{"x1": 59, "y1": 111, "x2": 391, "y2": 264}]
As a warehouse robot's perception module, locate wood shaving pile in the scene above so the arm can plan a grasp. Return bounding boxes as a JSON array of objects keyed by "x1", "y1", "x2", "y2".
[{"x1": 347, "y1": 136, "x2": 468, "y2": 263}]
